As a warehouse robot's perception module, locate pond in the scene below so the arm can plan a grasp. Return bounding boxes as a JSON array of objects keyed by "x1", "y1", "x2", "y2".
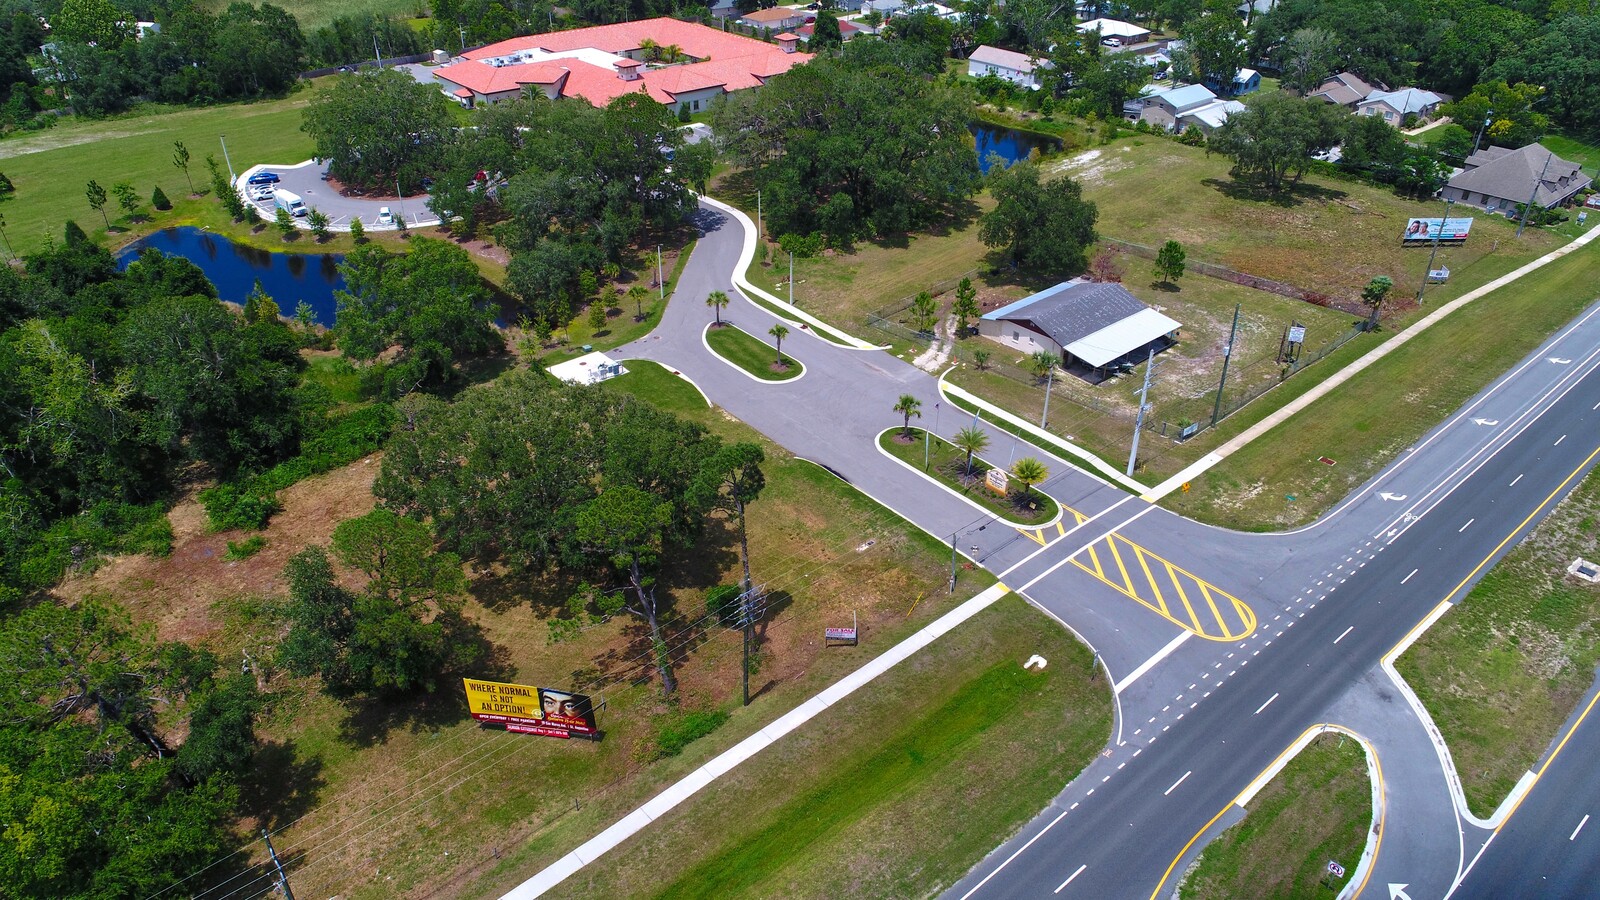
[
  {"x1": 971, "y1": 123, "x2": 1064, "y2": 174},
  {"x1": 117, "y1": 227, "x2": 346, "y2": 326}
]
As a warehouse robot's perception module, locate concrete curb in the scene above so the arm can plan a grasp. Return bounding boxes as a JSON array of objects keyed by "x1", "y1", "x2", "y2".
[
  {"x1": 234, "y1": 159, "x2": 443, "y2": 231},
  {"x1": 499, "y1": 581, "x2": 1014, "y2": 899},
  {"x1": 700, "y1": 322, "x2": 808, "y2": 384},
  {"x1": 1142, "y1": 225, "x2": 1600, "y2": 502},
  {"x1": 937, "y1": 376, "x2": 1147, "y2": 493},
  {"x1": 871, "y1": 427, "x2": 1065, "y2": 531},
  {"x1": 698, "y1": 194, "x2": 887, "y2": 352}
]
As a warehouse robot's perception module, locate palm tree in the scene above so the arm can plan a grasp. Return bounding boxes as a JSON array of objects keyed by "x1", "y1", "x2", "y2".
[
  {"x1": 768, "y1": 323, "x2": 789, "y2": 363},
  {"x1": 628, "y1": 284, "x2": 650, "y2": 321},
  {"x1": 707, "y1": 290, "x2": 730, "y2": 326},
  {"x1": 953, "y1": 426, "x2": 990, "y2": 477},
  {"x1": 639, "y1": 38, "x2": 660, "y2": 62},
  {"x1": 894, "y1": 394, "x2": 922, "y2": 439},
  {"x1": 1029, "y1": 351, "x2": 1060, "y2": 384},
  {"x1": 1010, "y1": 457, "x2": 1049, "y2": 502}
]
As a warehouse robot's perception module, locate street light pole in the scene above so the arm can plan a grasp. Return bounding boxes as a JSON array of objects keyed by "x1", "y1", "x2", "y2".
[
  {"x1": 788, "y1": 252, "x2": 794, "y2": 306},
  {"x1": 1041, "y1": 364, "x2": 1054, "y2": 429},
  {"x1": 1417, "y1": 198, "x2": 1454, "y2": 304},
  {"x1": 1471, "y1": 109, "x2": 1493, "y2": 157}
]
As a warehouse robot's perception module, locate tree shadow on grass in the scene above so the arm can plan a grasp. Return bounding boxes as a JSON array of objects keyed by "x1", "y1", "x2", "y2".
[
  {"x1": 335, "y1": 682, "x2": 474, "y2": 749},
  {"x1": 237, "y1": 738, "x2": 327, "y2": 832},
  {"x1": 1201, "y1": 176, "x2": 1350, "y2": 208}
]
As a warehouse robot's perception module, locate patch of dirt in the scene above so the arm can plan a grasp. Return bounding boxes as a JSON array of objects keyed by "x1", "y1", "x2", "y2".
[
  {"x1": 54, "y1": 457, "x2": 381, "y2": 643},
  {"x1": 1052, "y1": 146, "x2": 1136, "y2": 186},
  {"x1": 454, "y1": 236, "x2": 510, "y2": 267}
]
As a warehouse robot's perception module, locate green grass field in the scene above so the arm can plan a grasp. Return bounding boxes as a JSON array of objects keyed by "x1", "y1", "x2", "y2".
[
  {"x1": 705, "y1": 323, "x2": 802, "y2": 380},
  {"x1": 1165, "y1": 240, "x2": 1600, "y2": 529},
  {"x1": 534, "y1": 594, "x2": 1111, "y2": 900},
  {"x1": 0, "y1": 87, "x2": 328, "y2": 257},
  {"x1": 878, "y1": 427, "x2": 1060, "y2": 526},
  {"x1": 202, "y1": 0, "x2": 428, "y2": 30},
  {"x1": 1180, "y1": 733, "x2": 1370, "y2": 899},
  {"x1": 1396, "y1": 464, "x2": 1600, "y2": 818},
  {"x1": 1539, "y1": 133, "x2": 1600, "y2": 176}
]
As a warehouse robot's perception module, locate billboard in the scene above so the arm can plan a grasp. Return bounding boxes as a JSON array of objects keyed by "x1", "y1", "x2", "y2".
[
  {"x1": 1403, "y1": 217, "x2": 1473, "y2": 243},
  {"x1": 462, "y1": 678, "x2": 598, "y2": 739}
]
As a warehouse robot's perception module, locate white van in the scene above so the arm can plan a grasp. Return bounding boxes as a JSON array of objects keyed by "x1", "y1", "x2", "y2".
[
  {"x1": 377, "y1": 206, "x2": 394, "y2": 226},
  {"x1": 273, "y1": 189, "x2": 308, "y2": 217}
]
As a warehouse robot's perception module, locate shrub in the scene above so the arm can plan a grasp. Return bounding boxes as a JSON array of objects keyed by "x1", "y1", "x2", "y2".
[
  {"x1": 16, "y1": 501, "x2": 174, "y2": 591},
  {"x1": 199, "y1": 484, "x2": 282, "y2": 531},
  {"x1": 224, "y1": 535, "x2": 268, "y2": 560},
  {"x1": 777, "y1": 231, "x2": 825, "y2": 258},
  {"x1": 649, "y1": 708, "x2": 730, "y2": 760},
  {"x1": 151, "y1": 186, "x2": 171, "y2": 210},
  {"x1": 705, "y1": 584, "x2": 743, "y2": 627}
]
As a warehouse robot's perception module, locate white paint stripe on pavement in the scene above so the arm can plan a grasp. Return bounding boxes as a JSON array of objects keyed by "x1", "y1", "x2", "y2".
[
  {"x1": 1114, "y1": 631, "x2": 1192, "y2": 694},
  {"x1": 1571, "y1": 814, "x2": 1589, "y2": 841},
  {"x1": 1334, "y1": 626, "x2": 1354, "y2": 644},
  {"x1": 1253, "y1": 693, "x2": 1278, "y2": 715},
  {"x1": 1164, "y1": 771, "x2": 1192, "y2": 796},
  {"x1": 1511, "y1": 473, "x2": 1524, "y2": 486},
  {"x1": 500, "y1": 581, "x2": 1013, "y2": 899},
  {"x1": 1053, "y1": 864, "x2": 1087, "y2": 893}
]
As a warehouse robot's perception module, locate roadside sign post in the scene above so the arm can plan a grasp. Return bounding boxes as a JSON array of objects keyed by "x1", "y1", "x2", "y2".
[
  {"x1": 1417, "y1": 198, "x2": 1456, "y2": 303},
  {"x1": 824, "y1": 612, "x2": 858, "y2": 646}
]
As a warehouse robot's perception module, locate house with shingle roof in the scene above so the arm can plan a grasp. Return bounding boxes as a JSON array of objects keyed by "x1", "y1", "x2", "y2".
[
  {"x1": 967, "y1": 45, "x2": 1049, "y2": 89},
  {"x1": 1442, "y1": 144, "x2": 1592, "y2": 214},
  {"x1": 1308, "y1": 72, "x2": 1374, "y2": 108},
  {"x1": 979, "y1": 280, "x2": 1181, "y2": 375},
  {"x1": 1358, "y1": 87, "x2": 1442, "y2": 125}
]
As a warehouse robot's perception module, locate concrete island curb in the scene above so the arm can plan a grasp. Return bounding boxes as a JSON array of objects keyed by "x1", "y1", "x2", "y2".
[
  {"x1": 700, "y1": 322, "x2": 808, "y2": 384},
  {"x1": 697, "y1": 194, "x2": 887, "y2": 352},
  {"x1": 937, "y1": 373, "x2": 1147, "y2": 494},
  {"x1": 497, "y1": 582, "x2": 1014, "y2": 900},
  {"x1": 871, "y1": 427, "x2": 1065, "y2": 531},
  {"x1": 1143, "y1": 225, "x2": 1600, "y2": 502}
]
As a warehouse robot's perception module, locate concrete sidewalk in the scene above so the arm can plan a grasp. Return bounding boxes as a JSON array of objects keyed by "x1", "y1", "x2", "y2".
[{"x1": 500, "y1": 582, "x2": 1013, "y2": 899}]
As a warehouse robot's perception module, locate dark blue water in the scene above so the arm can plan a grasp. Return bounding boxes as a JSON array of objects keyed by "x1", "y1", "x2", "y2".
[
  {"x1": 117, "y1": 227, "x2": 346, "y2": 326},
  {"x1": 971, "y1": 123, "x2": 1063, "y2": 173}
]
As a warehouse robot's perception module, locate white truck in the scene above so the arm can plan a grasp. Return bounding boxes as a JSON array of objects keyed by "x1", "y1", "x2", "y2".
[{"x1": 273, "y1": 188, "x2": 308, "y2": 217}]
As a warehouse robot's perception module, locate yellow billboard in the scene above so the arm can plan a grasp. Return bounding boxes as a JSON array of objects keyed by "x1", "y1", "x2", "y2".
[{"x1": 462, "y1": 678, "x2": 598, "y2": 738}]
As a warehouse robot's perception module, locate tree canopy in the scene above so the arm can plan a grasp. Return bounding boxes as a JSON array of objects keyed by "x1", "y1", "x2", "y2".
[
  {"x1": 980, "y1": 160, "x2": 1099, "y2": 274},
  {"x1": 1209, "y1": 91, "x2": 1348, "y2": 191},
  {"x1": 713, "y1": 55, "x2": 981, "y2": 243},
  {"x1": 302, "y1": 69, "x2": 456, "y2": 191}
]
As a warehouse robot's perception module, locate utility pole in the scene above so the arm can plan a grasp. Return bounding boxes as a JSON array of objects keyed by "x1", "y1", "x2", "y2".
[
  {"x1": 374, "y1": 33, "x2": 383, "y2": 68},
  {"x1": 756, "y1": 189, "x2": 762, "y2": 240},
  {"x1": 1127, "y1": 347, "x2": 1155, "y2": 477},
  {"x1": 788, "y1": 252, "x2": 794, "y2": 306},
  {"x1": 395, "y1": 178, "x2": 404, "y2": 227},
  {"x1": 1471, "y1": 110, "x2": 1493, "y2": 157},
  {"x1": 459, "y1": 27, "x2": 466, "y2": 52},
  {"x1": 263, "y1": 830, "x2": 296, "y2": 900},
  {"x1": 1040, "y1": 363, "x2": 1054, "y2": 429},
  {"x1": 1416, "y1": 198, "x2": 1455, "y2": 304},
  {"x1": 1516, "y1": 150, "x2": 1553, "y2": 239},
  {"x1": 219, "y1": 134, "x2": 235, "y2": 183},
  {"x1": 948, "y1": 532, "x2": 958, "y2": 592},
  {"x1": 739, "y1": 583, "x2": 757, "y2": 707},
  {"x1": 0, "y1": 212, "x2": 14, "y2": 261},
  {"x1": 657, "y1": 245, "x2": 664, "y2": 298},
  {"x1": 1210, "y1": 303, "x2": 1241, "y2": 426}
]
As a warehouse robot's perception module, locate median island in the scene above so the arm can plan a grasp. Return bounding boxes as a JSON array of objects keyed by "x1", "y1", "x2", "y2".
[
  {"x1": 879, "y1": 427, "x2": 1059, "y2": 527},
  {"x1": 705, "y1": 323, "x2": 802, "y2": 381}
]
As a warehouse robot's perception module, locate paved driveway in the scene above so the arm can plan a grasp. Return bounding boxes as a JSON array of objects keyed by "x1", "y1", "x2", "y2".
[{"x1": 235, "y1": 159, "x2": 439, "y2": 231}]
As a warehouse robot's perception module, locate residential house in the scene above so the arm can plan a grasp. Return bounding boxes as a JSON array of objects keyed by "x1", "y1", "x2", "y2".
[
  {"x1": 740, "y1": 6, "x2": 808, "y2": 31},
  {"x1": 860, "y1": 0, "x2": 906, "y2": 15},
  {"x1": 1442, "y1": 144, "x2": 1593, "y2": 213},
  {"x1": 1237, "y1": 0, "x2": 1277, "y2": 19},
  {"x1": 1307, "y1": 72, "x2": 1374, "y2": 109},
  {"x1": 1076, "y1": 17, "x2": 1152, "y2": 46},
  {"x1": 1203, "y1": 67, "x2": 1259, "y2": 97},
  {"x1": 1358, "y1": 87, "x2": 1443, "y2": 125},
  {"x1": 967, "y1": 45, "x2": 1049, "y2": 89},
  {"x1": 797, "y1": 17, "x2": 865, "y2": 42},
  {"x1": 979, "y1": 280, "x2": 1181, "y2": 375},
  {"x1": 433, "y1": 18, "x2": 809, "y2": 114}
]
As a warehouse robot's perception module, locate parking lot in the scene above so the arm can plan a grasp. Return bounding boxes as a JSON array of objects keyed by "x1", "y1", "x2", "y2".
[{"x1": 234, "y1": 159, "x2": 440, "y2": 231}]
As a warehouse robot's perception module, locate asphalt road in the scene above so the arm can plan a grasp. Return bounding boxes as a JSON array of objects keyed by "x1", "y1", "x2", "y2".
[
  {"x1": 609, "y1": 201, "x2": 1600, "y2": 900},
  {"x1": 236, "y1": 160, "x2": 437, "y2": 230}
]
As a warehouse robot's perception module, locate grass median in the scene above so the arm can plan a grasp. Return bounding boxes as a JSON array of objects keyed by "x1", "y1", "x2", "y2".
[
  {"x1": 705, "y1": 323, "x2": 802, "y2": 381},
  {"x1": 1396, "y1": 463, "x2": 1600, "y2": 818},
  {"x1": 540, "y1": 593, "x2": 1112, "y2": 900},
  {"x1": 1180, "y1": 733, "x2": 1371, "y2": 900},
  {"x1": 878, "y1": 427, "x2": 1060, "y2": 526}
]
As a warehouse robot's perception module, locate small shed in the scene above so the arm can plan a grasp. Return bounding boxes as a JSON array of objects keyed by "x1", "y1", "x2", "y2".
[{"x1": 549, "y1": 351, "x2": 628, "y2": 385}]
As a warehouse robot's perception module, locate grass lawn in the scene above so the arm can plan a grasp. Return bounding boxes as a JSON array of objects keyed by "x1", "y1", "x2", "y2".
[
  {"x1": 1180, "y1": 733, "x2": 1370, "y2": 900},
  {"x1": 64, "y1": 354, "x2": 1028, "y2": 900},
  {"x1": 1165, "y1": 239, "x2": 1600, "y2": 529},
  {"x1": 705, "y1": 322, "x2": 802, "y2": 380},
  {"x1": 878, "y1": 427, "x2": 1060, "y2": 526},
  {"x1": 1396, "y1": 465, "x2": 1600, "y2": 818},
  {"x1": 1540, "y1": 132, "x2": 1600, "y2": 176},
  {"x1": 201, "y1": 0, "x2": 427, "y2": 30},
  {"x1": 0, "y1": 86, "x2": 327, "y2": 258},
  {"x1": 536, "y1": 594, "x2": 1112, "y2": 900}
]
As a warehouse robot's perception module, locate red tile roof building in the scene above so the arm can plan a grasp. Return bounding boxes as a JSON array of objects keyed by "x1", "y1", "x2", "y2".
[{"x1": 434, "y1": 18, "x2": 810, "y2": 112}]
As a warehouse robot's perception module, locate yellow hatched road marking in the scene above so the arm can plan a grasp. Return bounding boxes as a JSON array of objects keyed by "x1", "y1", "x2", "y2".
[
  {"x1": 1134, "y1": 546, "x2": 1170, "y2": 621},
  {"x1": 1056, "y1": 521, "x2": 1067, "y2": 537},
  {"x1": 1196, "y1": 582, "x2": 1229, "y2": 636},
  {"x1": 1107, "y1": 538, "x2": 1138, "y2": 596},
  {"x1": 1086, "y1": 543, "x2": 1106, "y2": 580},
  {"x1": 1016, "y1": 527, "x2": 1046, "y2": 546},
  {"x1": 1069, "y1": 534, "x2": 1255, "y2": 641}
]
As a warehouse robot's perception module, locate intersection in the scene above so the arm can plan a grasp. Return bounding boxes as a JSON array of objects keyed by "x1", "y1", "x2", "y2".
[{"x1": 555, "y1": 199, "x2": 1600, "y2": 899}]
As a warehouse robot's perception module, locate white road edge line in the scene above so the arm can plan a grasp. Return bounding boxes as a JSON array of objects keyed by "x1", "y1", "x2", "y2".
[
  {"x1": 1115, "y1": 631, "x2": 1193, "y2": 694},
  {"x1": 1164, "y1": 770, "x2": 1192, "y2": 796},
  {"x1": 1572, "y1": 814, "x2": 1590, "y2": 841},
  {"x1": 1054, "y1": 864, "x2": 1087, "y2": 893},
  {"x1": 1253, "y1": 693, "x2": 1279, "y2": 715},
  {"x1": 1334, "y1": 626, "x2": 1354, "y2": 644}
]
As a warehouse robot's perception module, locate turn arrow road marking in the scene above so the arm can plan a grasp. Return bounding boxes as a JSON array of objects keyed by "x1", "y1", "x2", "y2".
[
  {"x1": 1471, "y1": 417, "x2": 1500, "y2": 426},
  {"x1": 1378, "y1": 492, "x2": 1407, "y2": 501},
  {"x1": 1389, "y1": 884, "x2": 1412, "y2": 900}
]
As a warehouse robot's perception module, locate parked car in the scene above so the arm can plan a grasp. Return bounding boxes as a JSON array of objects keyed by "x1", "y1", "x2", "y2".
[
  {"x1": 246, "y1": 171, "x2": 280, "y2": 185},
  {"x1": 377, "y1": 206, "x2": 394, "y2": 226},
  {"x1": 250, "y1": 185, "x2": 274, "y2": 201},
  {"x1": 1101, "y1": 37, "x2": 1123, "y2": 48}
]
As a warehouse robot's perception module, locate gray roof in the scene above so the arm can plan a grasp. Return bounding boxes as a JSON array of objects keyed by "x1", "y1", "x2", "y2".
[
  {"x1": 1360, "y1": 87, "x2": 1441, "y2": 116},
  {"x1": 1309, "y1": 72, "x2": 1373, "y2": 106},
  {"x1": 1153, "y1": 83, "x2": 1218, "y2": 113},
  {"x1": 984, "y1": 281, "x2": 1150, "y2": 347},
  {"x1": 1449, "y1": 144, "x2": 1592, "y2": 207}
]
